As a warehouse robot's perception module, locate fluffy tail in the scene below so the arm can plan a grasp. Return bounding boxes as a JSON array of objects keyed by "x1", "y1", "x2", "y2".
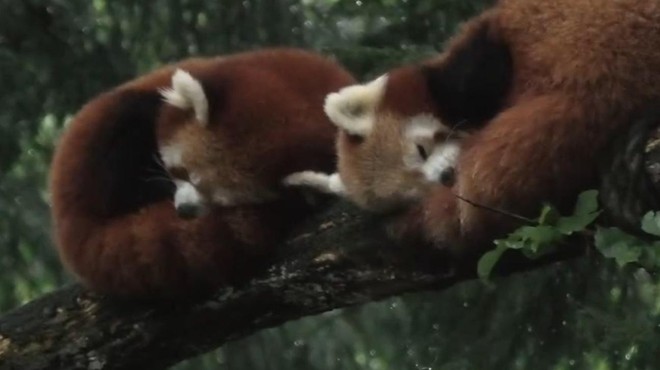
[{"x1": 48, "y1": 85, "x2": 275, "y2": 298}]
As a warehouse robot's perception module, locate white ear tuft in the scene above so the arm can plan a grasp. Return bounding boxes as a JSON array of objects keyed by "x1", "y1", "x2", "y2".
[
  {"x1": 404, "y1": 114, "x2": 444, "y2": 142},
  {"x1": 323, "y1": 74, "x2": 388, "y2": 137},
  {"x1": 160, "y1": 69, "x2": 209, "y2": 125}
]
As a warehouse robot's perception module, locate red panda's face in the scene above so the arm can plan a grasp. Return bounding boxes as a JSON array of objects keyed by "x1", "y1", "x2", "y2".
[
  {"x1": 157, "y1": 123, "x2": 276, "y2": 218},
  {"x1": 155, "y1": 70, "x2": 277, "y2": 219},
  {"x1": 323, "y1": 73, "x2": 467, "y2": 211}
]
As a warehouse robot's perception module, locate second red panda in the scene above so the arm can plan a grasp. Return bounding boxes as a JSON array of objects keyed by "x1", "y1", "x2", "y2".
[
  {"x1": 286, "y1": 0, "x2": 660, "y2": 254},
  {"x1": 49, "y1": 48, "x2": 355, "y2": 298}
]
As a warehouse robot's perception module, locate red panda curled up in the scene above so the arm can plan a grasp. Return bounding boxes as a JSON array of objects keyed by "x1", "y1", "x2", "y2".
[
  {"x1": 285, "y1": 0, "x2": 660, "y2": 257},
  {"x1": 49, "y1": 48, "x2": 355, "y2": 298}
]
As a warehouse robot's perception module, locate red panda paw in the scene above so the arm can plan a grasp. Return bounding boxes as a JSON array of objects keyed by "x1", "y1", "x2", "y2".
[{"x1": 283, "y1": 171, "x2": 345, "y2": 195}]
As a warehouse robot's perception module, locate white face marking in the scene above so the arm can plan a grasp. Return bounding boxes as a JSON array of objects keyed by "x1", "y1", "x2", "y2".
[
  {"x1": 402, "y1": 114, "x2": 447, "y2": 169},
  {"x1": 421, "y1": 141, "x2": 460, "y2": 182},
  {"x1": 401, "y1": 114, "x2": 461, "y2": 182},
  {"x1": 159, "y1": 144, "x2": 184, "y2": 169},
  {"x1": 159, "y1": 69, "x2": 209, "y2": 125},
  {"x1": 173, "y1": 180, "x2": 205, "y2": 209},
  {"x1": 323, "y1": 74, "x2": 388, "y2": 137},
  {"x1": 404, "y1": 114, "x2": 445, "y2": 142}
]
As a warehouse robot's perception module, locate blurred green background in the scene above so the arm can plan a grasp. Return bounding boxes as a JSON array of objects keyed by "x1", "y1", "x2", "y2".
[{"x1": 0, "y1": 0, "x2": 659, "y2": 369}]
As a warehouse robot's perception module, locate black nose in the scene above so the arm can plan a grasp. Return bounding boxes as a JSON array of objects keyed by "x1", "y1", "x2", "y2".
[
  {"x1": 176, "y1": 203, "x2": 202, "y2": 219},
  {"x1": 439, "y1": 167, "x2": 456, "y2": 187}
]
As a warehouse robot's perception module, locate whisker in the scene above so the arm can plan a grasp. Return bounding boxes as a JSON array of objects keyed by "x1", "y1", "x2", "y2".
[
  {"x1": 152, "y1": 153, "x2": 168, "y2": 171},
  {"x1": 145, "y1": 167, "x2": 168, "y2": 175},
  {"x1": 446, "y1": 119, "x2": 468, "y2": 141},
  {"x1": 142, "y1": 175, "x2": 175, "y2": 185}
]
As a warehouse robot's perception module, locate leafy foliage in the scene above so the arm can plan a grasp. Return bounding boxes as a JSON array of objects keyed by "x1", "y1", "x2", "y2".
[
  {"x1": 479, "y1": 190, "x2": 601, "y2": 279},
  {"x1": 641, "y1": 211, "x2": 660, "y2": 237},
  {"x1": 594, "y1": 211, "x2": 660, "y2": 269},
  {"x1": 480, "y1": 190, "x2": 660, "y2": 280},
  {"x1": 594, "y1": 227, "x2": 646, "y2": 267},
  {"x1": 556, "y1": 190, "x2": 601, "y2": 234}
]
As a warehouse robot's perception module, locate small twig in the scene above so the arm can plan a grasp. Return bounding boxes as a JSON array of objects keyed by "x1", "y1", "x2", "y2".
[{"x1": 452, "y1": 192, "x2": 537, "y2": 224}]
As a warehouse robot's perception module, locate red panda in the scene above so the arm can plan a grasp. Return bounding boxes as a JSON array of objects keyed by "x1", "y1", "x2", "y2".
[
  {"x1": 286, "y1": 0, "x2": 660, "y2": 255},
  {"x1": 49, "y1": 48, "x2": 355, "y2": 298}
]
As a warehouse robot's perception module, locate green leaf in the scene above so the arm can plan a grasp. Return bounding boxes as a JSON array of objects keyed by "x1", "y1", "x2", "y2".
[
  {"x1": 641, "y1": 211, "x2": 660, "y2": 237},
  {"x1": 556, "y1": 211, "x2": 601, "y2": 235},
  {"x1": 594, "y1": 227, "x2": 644, "y2": 267},
  {"x1": 601, "y1": 244, "x2": 642, "y2": 268},
  {"x1": 477, "y1": 244, "x2": 508, "y2": 279},
  {"x1": 492, "y1": 225, "x2": 563, "y2": 264},
  {"x1": 537, "y1": 204, "x2": 560, "y2": 225},
  {"x1": 515, "y1": 226, "x2": 563, "y2": 251},
  {"x1": 484, "y1": 190, "x2": 603, "y2": 277},
  {"x1": 640, "y1": 241, "x2": 660, "y2": 269},
  {"x1": 493, "y1": 236, "x2": 526, "y2": 250},
  {"x1": 573, "y1": 189, "x2": 599, "y2": 216},
  {"x1": 555, "y1": 190, "x2": 601, "y2": 235}
]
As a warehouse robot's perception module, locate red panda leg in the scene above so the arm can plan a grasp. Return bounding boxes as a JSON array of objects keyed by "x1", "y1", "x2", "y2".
[{"x1": 422, "y1": 94, "x2": 606, "y2": 251}]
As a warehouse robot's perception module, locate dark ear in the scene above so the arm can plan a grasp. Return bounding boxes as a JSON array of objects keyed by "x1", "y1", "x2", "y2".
[
  {"x1": 199, "y1": 78, "x2": 224, "y2": 125},
  {"x1": 422, "y1": 21, "x2": 513, "y2": 129}
]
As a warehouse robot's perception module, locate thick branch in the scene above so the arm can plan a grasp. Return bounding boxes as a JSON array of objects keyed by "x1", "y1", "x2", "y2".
[
  {"x1": 0, "y1": 199, "x2": 579, "y2": 370},
  {"x1": 0, "y1": 203, "x2": 585, "y2": 370},
  {"x1": 1, "y1": 110, "x2": 659, "y2": 370}
]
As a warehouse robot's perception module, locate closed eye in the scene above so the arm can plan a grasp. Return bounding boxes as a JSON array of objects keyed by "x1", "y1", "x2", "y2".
[
  {"x1": 168, "y1": 166, "x2": 190, "y2": 182},
  {"x1": 416, "y1": 144, "x2": 428, "y2": 160}
]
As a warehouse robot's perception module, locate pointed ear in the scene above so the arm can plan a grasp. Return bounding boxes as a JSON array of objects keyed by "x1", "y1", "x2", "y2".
[
  {"x1": 423, "y1": 19, "x2": 512, "y2": 129},
  {"x1": 160, "y1": 69, "x2": 209, "y2": 126},
  {"x1": 323, "y1": 75, "x2": 388, "y2": 137}
]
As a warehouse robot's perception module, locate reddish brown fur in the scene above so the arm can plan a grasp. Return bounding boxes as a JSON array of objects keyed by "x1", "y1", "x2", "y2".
[
  {"x1": 157, "y1": 50, "x2": 356, "y2": 198},
  {"x1": 337, "y1": 0, "x2": 660, "y2": 252},
  {"x1": 50, "y1": 48, "x2": 355, "y2": 298},
  {"x1": 379, "y1": 67, "x2": 437, "y2": 118}
]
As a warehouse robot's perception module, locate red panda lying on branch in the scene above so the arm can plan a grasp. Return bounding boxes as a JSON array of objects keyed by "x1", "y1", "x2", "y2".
[
  {"x1": 49, "y1": 48, "x2": 355, "y2": 298},
  {"x1": 286, "y1": 0, "x2": 660, "y2": 254}
]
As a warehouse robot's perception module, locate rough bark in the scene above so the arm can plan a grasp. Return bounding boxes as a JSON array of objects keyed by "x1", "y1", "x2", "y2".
[{"x1": 0, "y1": 109, "x2": 658, "y2": 370}]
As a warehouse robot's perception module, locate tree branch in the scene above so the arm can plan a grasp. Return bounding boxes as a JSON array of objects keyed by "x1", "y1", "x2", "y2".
[
  {"x1": 1, "y1": 109, "x2": 659, "y2": 370},
  {"x1": 0, "y1": 199, "x2": 583, "y2": 370}
]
